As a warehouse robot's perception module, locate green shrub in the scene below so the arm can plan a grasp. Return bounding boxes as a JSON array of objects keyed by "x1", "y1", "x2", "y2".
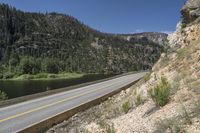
[
  {"x1": 35, "y1": 73, "x2": 48, "y2": 79},
  {"x1": 0, "y1": 91, "x2": 8, "y2": 101},
  {"x1": 3, "y1": 72, "x2": 15, "y2": 79},
  {"x1": 42, "y1": 58, "x2": 59, "y2": 74},
  {"x1": 148, "y1": 77, "x2": 171, "y2": 107},
  {"x1": 135, "y1": 94, "x2": 144, "y2": 106},
  {"x1": 19, "y1": 57, "x2": 41, "y2": 74},
  {"x1": 48, "y1": 74, "x2": 57, "y2": 79},
  {"x1": 21, "y1": 74, "x2": 34, "y2": 80},
  {"x1": 122, "y1": 101, "x2": 130, "y2": 113}
]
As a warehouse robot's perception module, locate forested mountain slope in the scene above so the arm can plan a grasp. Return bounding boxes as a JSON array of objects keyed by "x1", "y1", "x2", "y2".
[{"x1": 0, "y1": 4, "x2": 167, "y2": 77}]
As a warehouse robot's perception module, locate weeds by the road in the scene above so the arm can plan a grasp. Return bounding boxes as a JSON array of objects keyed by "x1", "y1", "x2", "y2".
[
  {"x1": 122, "y1": 101, "x2": 130, "y2": 114},
  {"x1": 148, "y1": 77, "x2": 171, "y2": 107}
]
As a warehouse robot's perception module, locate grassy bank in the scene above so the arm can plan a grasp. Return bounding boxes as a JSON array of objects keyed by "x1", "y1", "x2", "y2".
[{"x1": 0, "y1": 72, "x2": 85, "y2": 81}]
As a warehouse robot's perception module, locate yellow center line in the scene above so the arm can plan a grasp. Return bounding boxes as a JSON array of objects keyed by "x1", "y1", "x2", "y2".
[{"x1": 0, "y1": 82, "x2": 117, "y2": 123}]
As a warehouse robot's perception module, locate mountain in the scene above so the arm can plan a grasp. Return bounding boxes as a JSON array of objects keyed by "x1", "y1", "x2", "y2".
[
  {"x1": 0, "y1": 4, "x2": 167, "y2": 77},
  {"x1": 46, "y1": 0, "x2": 200, "y2": 132}
]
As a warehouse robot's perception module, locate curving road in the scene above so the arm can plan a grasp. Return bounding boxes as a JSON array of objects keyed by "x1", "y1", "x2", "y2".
[{"x1": 0, "y1": 72, "x2": 146, "y2": 133}]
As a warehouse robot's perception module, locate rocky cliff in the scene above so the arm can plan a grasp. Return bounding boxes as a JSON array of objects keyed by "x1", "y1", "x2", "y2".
[{"x1": 121, "y1": 32, "x2": 168, "y2": 46}]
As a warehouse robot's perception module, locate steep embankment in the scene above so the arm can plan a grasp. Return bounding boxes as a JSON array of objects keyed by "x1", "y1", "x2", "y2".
[
  {"x1": 0, "y1": 4, "x2": 167, "y2": 79},
  {"x1": 47, "y1": 0, "x2": 200, "y2": 132}
]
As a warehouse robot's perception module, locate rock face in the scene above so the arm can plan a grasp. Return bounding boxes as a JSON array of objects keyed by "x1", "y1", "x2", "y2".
[
  {"x1": 181, "y1": 0, "x2": 200, "y2": 24},
  {"x1": 122, "y1": 32, "x2": 168, "y2": 46},
  {"x1": 169, "y1": 0, "x2": 200, "y2": 47},
  {"x1": 0, "y1": 4, "x2": 167, "y2": 74}
]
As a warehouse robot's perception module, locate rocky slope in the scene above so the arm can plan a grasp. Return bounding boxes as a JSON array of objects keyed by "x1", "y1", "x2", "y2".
[
  {"x1": 0, "y1": 4, "x2": 167, "y2": 75},
  {"x1": 121, "y1": 32, "x2": 168, "y2": 46},
  {"x1": 46, "y1": 0, "x2": 200, "y2": 132}
]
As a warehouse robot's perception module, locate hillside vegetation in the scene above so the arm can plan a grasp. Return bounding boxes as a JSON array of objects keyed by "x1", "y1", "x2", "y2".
[{"x1": 0, "y1": 4, "x2": 167, "y2": 79}]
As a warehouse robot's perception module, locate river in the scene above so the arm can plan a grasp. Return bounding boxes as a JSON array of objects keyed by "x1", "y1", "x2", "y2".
[{"x1": 0, "y1": 74, "x2": 113, "y2": 99}]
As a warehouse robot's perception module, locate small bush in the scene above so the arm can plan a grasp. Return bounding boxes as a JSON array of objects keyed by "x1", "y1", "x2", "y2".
[
  {"x1": 48, "y1": 74, "x2": 57, "y2": 79},
  {"x1": 148, "y1": 77, "x2": 171, "y2": 107},
  {"x1": 19, "y1": 57, "x2": 41, "y2": 74},
  {"x1": 106, "y1": 124, "x2": 115, "y2": 133},
  {"x1": 135, "y1": 94, "x2": 144, "y2": 106},
  {"x1": 122, "y1": 101, "x2": 130, "y2": 113},
  {"x1": 42, "y1": 58, "x2": 59, "y2": 74},
  {"x1": 35, "y1": 73, "x2": 48, "y2": 79},
  {"x1": 0, "y1": 91, "x2": 8, "y2": 101},
  {"x1": 20, "y1": 74, "x2": 34, "y2": 80},
  {"x1": 3, "y1": 72, "x2": 15, "y2": 79}
]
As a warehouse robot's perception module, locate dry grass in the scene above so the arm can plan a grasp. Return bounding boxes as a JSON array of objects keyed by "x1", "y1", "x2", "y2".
[
  {"x1": 154, "y1": 117, "x2": 182, "y2": 133},
  {"x1": 122, "y1": 101, "x2": 130, "y2": 114},
  {"x1": 98, "y1": 120, "x2": 115, "y2": 133},
  {"x1": 135, "y1": 94, "x2": 145, "y2": 106}
]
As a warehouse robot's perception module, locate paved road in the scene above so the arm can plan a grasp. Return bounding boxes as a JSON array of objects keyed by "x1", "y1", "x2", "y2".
[{"x1": 0, "y1": 72, "x2": 146, "y2": 133}]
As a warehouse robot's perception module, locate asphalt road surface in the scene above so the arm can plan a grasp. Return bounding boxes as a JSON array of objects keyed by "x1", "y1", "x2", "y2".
[{"x1": 0, "y1": 72, "x2": 146, "y2": 133}]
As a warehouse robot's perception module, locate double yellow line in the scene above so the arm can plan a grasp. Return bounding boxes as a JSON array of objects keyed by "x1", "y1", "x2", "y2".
[{"x1": 0, "y1": 82, "x2": 117, "y2": 123}]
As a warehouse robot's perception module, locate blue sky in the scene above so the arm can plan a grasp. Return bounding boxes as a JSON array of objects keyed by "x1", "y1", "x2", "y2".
[{"x1": 0, "y1": 0, "x2": 186, "y2": 34}]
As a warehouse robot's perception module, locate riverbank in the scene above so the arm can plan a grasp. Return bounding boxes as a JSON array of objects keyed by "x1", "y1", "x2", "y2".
[{"x1": 0, "y1": 72, "x2": 85, "y2": 81}]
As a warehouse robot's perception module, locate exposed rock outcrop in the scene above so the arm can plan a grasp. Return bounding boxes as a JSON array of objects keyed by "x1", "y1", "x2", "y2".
[
  {"x1": 181, "y1": 0, "x2": 200, "y2": 24},
  {"x1": 122, "y1": 32, "x2": 168, "y2": 46}
]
